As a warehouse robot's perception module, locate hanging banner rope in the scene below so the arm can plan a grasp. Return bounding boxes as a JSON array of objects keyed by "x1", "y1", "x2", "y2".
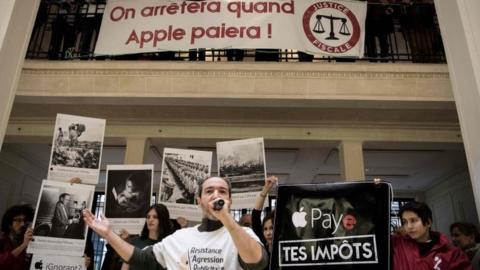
[{"x1": 95, "y1": 0, "x2": 367, "y2": 57}]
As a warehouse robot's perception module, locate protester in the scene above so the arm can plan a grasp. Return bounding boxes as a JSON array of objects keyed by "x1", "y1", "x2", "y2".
[
  {"x1": 450, "y1": 222, "x2": 480, "y2": 270},
  {"x1": 259, "y1": 212, "x2": 274, "y2": 254},
  {"x1": 239, "y1": 214, "x2": 252, "y2": 228},
  {"x1": 0, "y1": 179, "x2": 92, "y2": 270},
  {"x1": 226, "y1": 49, "x2": 244, "y2": 61},
  {"x1": 84, "y1": 176, "x2": 268, "y2": 269},
  {"x1": 392, "y1": 201, "x2": 473, "y2": 270},
  {"x1": 84, "y1": 229, "x2": 95, "y2": 270},
  {"x1": 252, "y1": 176, "x2": 277, "y2": 254},
  {"x1": 121, "y1": 204, "x2": 175, "y2": 270},
  {"x1": 76, "y1": 0, "x2": 103, "y2": 60},
  {"x1": 102, "y1": 229, "x2": 132, "y2": 270},
  {"x1": 399, "y1": 0, "x2": 443, "y2": 62},
  {"x1": 175, "y1": 217, "x2": 189, "y2": 229},
  {"x1": 49, "y1": 0, "x2": 77, "y2": 60},
  {"x1": 0, "y1": 204, "x2": 34, "y2": 270},
  {"x1": 365, "y1": 0, "x2": 394, "y2": 61}
]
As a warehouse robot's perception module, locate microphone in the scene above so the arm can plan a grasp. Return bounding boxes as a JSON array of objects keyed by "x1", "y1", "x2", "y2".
[{"x1": 213, "y1": 199, "x2": 225, "y2": 211}]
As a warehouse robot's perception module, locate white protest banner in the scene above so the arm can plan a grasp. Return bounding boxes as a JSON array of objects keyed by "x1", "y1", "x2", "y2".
[{"x1": 95, "y1": 0, "x2": 367, "y2": 57}]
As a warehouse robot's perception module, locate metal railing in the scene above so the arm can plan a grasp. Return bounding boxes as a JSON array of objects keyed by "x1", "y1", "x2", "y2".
[{"x1": 26, "y1": 0, "x2": 446, "y2": 63}]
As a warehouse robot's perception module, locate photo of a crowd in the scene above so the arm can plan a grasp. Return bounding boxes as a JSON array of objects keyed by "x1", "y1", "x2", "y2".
[{"x1": 160, "y1": 148, "x2": 212, "y2": 205}]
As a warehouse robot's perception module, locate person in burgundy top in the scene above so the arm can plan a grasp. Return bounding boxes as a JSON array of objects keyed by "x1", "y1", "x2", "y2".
[
  {"x1": 392, "y1": 201, "x2": 473, "y2": 270},
  {"x1": 0, "y1": 204, "x2": 34, "y2": 270}
]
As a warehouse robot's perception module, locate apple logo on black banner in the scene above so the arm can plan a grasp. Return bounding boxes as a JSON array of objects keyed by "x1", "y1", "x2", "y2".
[
  {"x1": 291, "y1": 207, "x2": 308, "y2": 228},
  {"x1": 302, "y1": 1, "x2": 361, "y2": 54}
]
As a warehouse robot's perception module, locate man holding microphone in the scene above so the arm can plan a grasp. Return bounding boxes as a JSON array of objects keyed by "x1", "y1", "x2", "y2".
[{"x1": 83, "y1": 176, "x2": 268, "y2": 269}]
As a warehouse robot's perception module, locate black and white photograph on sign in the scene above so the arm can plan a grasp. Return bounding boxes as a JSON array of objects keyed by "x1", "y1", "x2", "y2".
[
  {"x1": 217, "y1": 138, "x2": 266, "y2": 209},
  {"x1": 105, "y1": 165, "x2": 153, "y2": 234},
  {"x1": 271, "y1": 182, "x2": 391, "y2": 270},
  {"x1": 47, "y1": 113, "x2": 106, "y2": 184},
  {"x1": 27, "y1": 180, "x2": 94, "y2": 257},
  {"x1": 159, "y1": 148, "x2": 212, "y2": 221}
]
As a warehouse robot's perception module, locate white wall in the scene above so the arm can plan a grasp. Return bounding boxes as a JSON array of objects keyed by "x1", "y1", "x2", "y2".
[
  {"x1": 0, "y1": 0, "x2": 40, "y2": 150},
  {"x1": 0, "y1": 0, "x2": 15, "y2": 51},
  {"x1": 435, "y1": 0, "x2": 480, "y2": 223},
  {"x1": 425, "y1": 170, "x2": 478, "y2": 235}
]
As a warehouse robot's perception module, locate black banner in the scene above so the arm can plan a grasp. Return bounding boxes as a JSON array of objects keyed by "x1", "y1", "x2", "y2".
[{"x1": 271, "y1": 182, "x2": 391, "y2": 270}]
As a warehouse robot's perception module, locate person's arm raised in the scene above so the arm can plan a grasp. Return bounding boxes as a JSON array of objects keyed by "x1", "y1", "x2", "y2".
[
  {"x1": 254, "y1": 176, "x2": 278, "y2": 211},
  {"x1": 10, "y1": 227, "x2": 33, "y2": 257},
  {"x1": 82, "y1": 209, "x2": 135, "y2": 262}
]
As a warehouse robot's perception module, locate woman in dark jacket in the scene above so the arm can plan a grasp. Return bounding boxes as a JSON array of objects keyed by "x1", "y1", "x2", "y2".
[{"x1": 121, "y1": 204, "x2": 175, "y2": 270}]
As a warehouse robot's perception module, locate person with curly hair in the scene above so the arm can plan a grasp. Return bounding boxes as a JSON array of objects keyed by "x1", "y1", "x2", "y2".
[{"x1": 0, "y1": 204, "x2": 34, "y2": 270}]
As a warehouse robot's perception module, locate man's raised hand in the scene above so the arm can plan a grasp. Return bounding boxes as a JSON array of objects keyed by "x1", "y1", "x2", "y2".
[{"x1": 82, "y1": 209, "x2": 111, "y2": 238}]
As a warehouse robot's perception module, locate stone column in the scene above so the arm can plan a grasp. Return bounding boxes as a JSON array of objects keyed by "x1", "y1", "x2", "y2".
[
  {"x1": 124, "y1": 137, "x2": 148, "y2": 164},
  {"x1": 339, "y1": 140, "x2": 365, "y2": 181},
  {"x1": 434, "y1": 0, "x2": 480, "y2": 220},
  {"x1": 0, "y1": 0, "x2": 40, "y2": 150}
]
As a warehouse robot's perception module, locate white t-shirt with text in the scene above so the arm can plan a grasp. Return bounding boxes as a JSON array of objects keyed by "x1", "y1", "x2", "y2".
[{"x1": 152, "y1": 225, "x2": 262, "y2": 270}]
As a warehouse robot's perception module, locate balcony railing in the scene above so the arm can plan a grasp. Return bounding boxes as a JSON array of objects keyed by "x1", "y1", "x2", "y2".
[{"x1": 26, "y1": 0, "x2": 446, "y2": 63}]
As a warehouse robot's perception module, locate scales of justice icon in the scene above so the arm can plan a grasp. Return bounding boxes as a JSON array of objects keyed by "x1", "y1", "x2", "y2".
[{"x1": 313, "y1": 14, "x2": 351, "y2": 40}]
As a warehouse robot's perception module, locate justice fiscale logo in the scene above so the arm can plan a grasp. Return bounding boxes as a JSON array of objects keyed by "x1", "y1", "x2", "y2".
[{"x1": 302, "y1": 1, "x2": 361, "y2": 55}]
